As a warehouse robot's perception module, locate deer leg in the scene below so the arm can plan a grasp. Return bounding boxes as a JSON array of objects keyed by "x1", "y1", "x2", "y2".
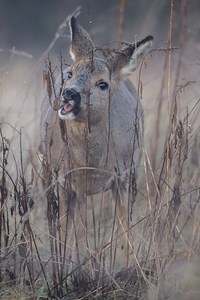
[
  {"x1": 59, "y1": 184, "x2": 90, "y2": 270},
  {"x1": 111, "y1": 178, "x2": 127, "y2": 236},
  {"x1": 110, "y1": 173, "x2": 133, "y2": 269}
]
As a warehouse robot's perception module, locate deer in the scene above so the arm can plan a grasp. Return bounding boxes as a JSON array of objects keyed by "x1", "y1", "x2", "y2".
[{"x1": 40, "y1": 16, "x2": 153, "y2": 268}]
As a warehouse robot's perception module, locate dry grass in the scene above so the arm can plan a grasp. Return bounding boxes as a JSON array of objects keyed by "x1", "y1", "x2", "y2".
[{"x1": 0, "y1": 1, "x2": 200, "y2": 299}]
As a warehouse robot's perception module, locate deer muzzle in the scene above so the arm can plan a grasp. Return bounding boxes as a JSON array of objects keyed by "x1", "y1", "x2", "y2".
[{"x1": 58, "y1": 88, "x2": 81, "y2": 120}]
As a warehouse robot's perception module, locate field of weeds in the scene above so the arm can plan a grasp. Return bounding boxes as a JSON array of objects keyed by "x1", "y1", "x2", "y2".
[{"x1": 0, "y1": 1, "x2": 200, "y2": 299}]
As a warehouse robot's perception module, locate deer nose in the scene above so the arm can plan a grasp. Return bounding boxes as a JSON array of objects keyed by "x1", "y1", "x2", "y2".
[{"x1": 62, "y1": 88, "x2": 81, "y2": 105}]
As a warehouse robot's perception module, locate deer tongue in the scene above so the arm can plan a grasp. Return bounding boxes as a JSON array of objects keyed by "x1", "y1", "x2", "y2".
[{"x1": 63, "y1": 102, "x2": 74, "y2": 112}]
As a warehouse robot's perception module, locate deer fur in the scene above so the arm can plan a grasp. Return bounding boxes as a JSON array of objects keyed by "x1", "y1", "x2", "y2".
[{"x1": 40, "y1": 16, "x2": 153, "y2": 265}]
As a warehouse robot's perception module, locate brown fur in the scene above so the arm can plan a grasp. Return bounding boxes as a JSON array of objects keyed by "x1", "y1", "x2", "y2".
[{"x1": 40, "y1": 16, "x2": 153, "y2": 265}]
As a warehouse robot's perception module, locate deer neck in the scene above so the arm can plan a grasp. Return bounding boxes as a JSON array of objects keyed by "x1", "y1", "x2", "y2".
[{"x1": 64, "y1": 118, "x2": 110, "y2": 168}]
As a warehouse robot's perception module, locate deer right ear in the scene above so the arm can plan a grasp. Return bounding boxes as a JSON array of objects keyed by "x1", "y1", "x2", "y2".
[
  {"x1": 69, "y1": 16, "x2": 94, "y2": 61},
  {"x1": 113, "y1": 35, "x2": 153, "y2": 77}
]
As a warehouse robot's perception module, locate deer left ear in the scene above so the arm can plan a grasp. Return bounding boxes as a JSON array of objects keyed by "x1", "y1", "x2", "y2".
[
  {"x1": 113, "y1": 35, "x2": 153, "y2": 77},
  {"x1": 69, "y1": 16, "x2": 94, "y2": 61}
]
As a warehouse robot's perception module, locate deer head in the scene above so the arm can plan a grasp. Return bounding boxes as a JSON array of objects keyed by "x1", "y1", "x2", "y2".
[{"x1": 58, "y1": 16, "x2": 153, "y2": 125}]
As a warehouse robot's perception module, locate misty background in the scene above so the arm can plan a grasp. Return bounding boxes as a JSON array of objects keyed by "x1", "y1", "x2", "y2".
[
  {"x1": 0, "y1": 0, "x2": 199, "y2": 163},
  {"x1": 0, "y1": 0, "x2": 199, "y2": 59},
  {"x1": 0, "y1": 3, "x2": 200, "y2": 298}
]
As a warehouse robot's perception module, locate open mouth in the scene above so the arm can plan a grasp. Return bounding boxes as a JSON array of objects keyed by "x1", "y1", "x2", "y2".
[
  {"x1": 58, "y1": 88, "x2": 81, "y2": 120},
  {"x1": 58, "y1": 100, "x2": 80, "y2": 120},
  {"x1": 61, "y1": 100, "x2": 76, "y2": 114}
]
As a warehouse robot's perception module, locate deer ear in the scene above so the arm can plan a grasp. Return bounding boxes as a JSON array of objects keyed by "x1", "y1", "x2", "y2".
[
  {"x1": 114, "y1": 36, "x2": 153, "y2": 77},
  {"x1": 69, "y1": 16, "x2": 94, "y2": 61}
]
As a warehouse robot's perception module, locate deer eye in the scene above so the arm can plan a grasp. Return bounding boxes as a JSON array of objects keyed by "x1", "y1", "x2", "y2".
[
  {"x1": 97, "y1": 81, "x2": 109, "y2": 91},
  {"x1": 66, "y1": 71, "x2": 72, "y2": 79}
]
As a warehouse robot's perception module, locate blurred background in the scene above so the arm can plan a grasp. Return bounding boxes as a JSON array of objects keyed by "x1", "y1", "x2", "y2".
[
  {"x1": 0, "y1": 0, "x2": 199, "y2": 60},
  {"x1": 0, "y1": 0, "x2": 171, "y2": 58},
  {"x1": 0, "y1": 3, "x2": 200, "y2": 297},
  {"x1": 0, "y1": 0, "x2": 199, "y2": 166}
]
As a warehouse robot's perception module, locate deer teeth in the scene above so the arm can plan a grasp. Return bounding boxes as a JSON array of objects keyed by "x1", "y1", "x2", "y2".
[{"x1": 63, "y1": 101, "x2": 75, "y2": 113}]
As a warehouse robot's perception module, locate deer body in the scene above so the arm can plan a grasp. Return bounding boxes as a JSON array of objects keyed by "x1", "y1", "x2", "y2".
[
  {"x1": 40, "y1": 16, "x2": 153, "y2": 265},
  {"x1": 41, "y1": 78, "x2": 142, "y2": 194}
]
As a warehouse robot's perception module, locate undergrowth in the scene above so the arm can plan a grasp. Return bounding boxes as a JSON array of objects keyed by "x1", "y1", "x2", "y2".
[{"x1": 0, "y1": 1, "x2": 200, "y2": 299}]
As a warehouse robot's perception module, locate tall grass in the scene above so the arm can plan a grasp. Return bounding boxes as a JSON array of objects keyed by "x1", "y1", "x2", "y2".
[{"x1": 0, "y1": 1, "x2": 200, "y2": 299}]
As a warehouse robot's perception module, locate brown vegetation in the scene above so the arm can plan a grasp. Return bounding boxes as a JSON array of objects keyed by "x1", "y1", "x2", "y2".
[{"x1": 0, "y1": 1, "x2": 200, "y2": 299}]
